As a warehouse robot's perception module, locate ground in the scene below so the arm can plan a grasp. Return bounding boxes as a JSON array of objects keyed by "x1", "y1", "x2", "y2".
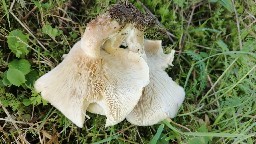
[{"x1": 0, "y1": 0, "x2": 255, "y2": 143}]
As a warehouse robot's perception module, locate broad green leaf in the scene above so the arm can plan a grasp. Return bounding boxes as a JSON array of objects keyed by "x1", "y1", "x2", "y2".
[
  {"x1": 69, "y1": 31, "x2": 78, "y2": 39},
  {"x1": 2, "y1": 71, "x2": 11, "y2": 86},
  {"x1": 25, "y1": 70, "x2": 38, "y2": 87},
  {"x1": 7, "y1": 68, "x2": 26, "y2": 86},
  {"x1": 42, "y1": 98, "x2": 48, "y2": 105},
  {"x1": 30, "y1": 96, "x2": 43, "y2": 105},
  {"x1": 9, "y1": 59, "x2": 31, "y2": 75},
  {"x1": 7, "y1": 30, "x2": 29, "y2": 58},
  {"x1": 42, "y1": 24, "x2": 62, "y2": 39},
  {"x1": 22, "y1": 98, "x2": 31, "y2": 106}
]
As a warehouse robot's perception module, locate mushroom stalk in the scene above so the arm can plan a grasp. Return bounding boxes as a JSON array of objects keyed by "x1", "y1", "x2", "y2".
[{"x1": 81, "y1": 14, "x2": 122, "y2": 58}]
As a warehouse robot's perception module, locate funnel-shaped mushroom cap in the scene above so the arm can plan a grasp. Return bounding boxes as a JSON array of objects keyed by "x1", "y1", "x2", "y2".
[
  {"x1": 86, "y1": 25, "x2": 149, "y2": 126},
  {"x1": 99, "y1": 46, "x2": 149, "y2": 127},
  {"x1": 35, "y1": 41, "x2": 99, "y2": 127},
  {"x1": 80, "y1": 14, "x2": 121, "y2": 58},
  {"x1": 35, "y1": 16, "x2": 149, "y2": 127},
  {"x1": 126, "y1": 40, "x2": 185, "y2": 126}
]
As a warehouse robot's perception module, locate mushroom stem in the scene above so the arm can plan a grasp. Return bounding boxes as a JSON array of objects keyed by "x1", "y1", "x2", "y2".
[
  {"x1": 126, "y1": 27, "x2": 145, "y2": 55},
  {"x1": 81, "y1": 36, "x2": 102, "y2": 58},
  {"x1": 103, "y1": 24, "x2": 133, "y2": 53},
  {"x1": 80, "y1": 14, "x2": 122, "y2": 58}
]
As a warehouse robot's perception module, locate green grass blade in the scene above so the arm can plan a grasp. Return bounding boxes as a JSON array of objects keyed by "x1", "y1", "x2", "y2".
[
  {"x1": 163, "y1": 120, "x2": 247, "y2": 138},
  {"x1": 92, "y1": 135, "x2": 119, "y2": 144},
  {"x1": 149, "y1": 124, "x2": 165, "y2": 144},
  {"x1": 1, "y1": 0, "x2": 10, "y2": 27}
]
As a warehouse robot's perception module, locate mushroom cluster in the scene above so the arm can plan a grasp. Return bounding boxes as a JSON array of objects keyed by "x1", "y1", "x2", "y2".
[{"x1": 35, "y1": 3, "x2": 185, "y2": 128}]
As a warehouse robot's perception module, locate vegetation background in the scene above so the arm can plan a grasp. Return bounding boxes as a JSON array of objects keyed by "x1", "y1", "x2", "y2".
[{"x1": 0, "y1": 0, "x2": 255, "y2": 143}]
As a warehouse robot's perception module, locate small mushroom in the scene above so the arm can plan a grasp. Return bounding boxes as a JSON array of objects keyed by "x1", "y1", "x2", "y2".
[
  {"x1": 126, "y1": 39, "x2": 185, "y2": 126},
  {"x1": 35, "y1": 15, "x2": 149, "y2": 127}
]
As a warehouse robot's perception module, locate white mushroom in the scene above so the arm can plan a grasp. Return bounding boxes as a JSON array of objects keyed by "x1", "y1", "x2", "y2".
[
  {"x1": 35, "y1": 15, "x2": 149, "y2": 127},
  {"x1": 126, "y1": 39, "x2": 185, "y2": 126},
  {"x1": 88, "y1": 26, "x2": 185, "y2": 126}
]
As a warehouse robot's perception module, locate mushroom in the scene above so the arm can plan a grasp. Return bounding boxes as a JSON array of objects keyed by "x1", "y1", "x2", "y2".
[
  {"x1": 88, "y1": 27, "x2": 185, "y2": 126},
  {"x1": 126, "y1": 39, "x2": 185, "y2": 126},
  {"x1": 35, "y1": 2, "x2": 185, "y2": 127},
  {"x1": 35, "y1": 14, "x2": 149, "y2": 127}
]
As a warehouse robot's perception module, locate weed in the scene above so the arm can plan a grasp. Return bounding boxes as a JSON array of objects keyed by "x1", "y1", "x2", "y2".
[{"x1": 0, "y1": 0, "x2": 255, "y2": 143}]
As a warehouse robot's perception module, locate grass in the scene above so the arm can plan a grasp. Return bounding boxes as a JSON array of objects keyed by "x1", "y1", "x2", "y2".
[{"x1": 0, "y1": 0, "x2": 255, "y2": 143}]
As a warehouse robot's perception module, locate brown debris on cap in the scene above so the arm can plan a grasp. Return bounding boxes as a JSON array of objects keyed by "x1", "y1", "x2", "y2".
[{"x1": 108, "y1": 2, "x2": 156, "y2": 30}]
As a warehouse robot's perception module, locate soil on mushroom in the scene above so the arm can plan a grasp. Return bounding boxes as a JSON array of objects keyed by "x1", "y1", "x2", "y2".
[{"x1": 109, "y1": 2, "x2": 156, "y2": 30}]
